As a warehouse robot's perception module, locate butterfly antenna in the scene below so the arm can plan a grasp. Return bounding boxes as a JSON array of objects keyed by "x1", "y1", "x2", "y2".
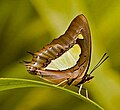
[{"x1": 89, "y1": 53, "x2": 109, "y2": 75}]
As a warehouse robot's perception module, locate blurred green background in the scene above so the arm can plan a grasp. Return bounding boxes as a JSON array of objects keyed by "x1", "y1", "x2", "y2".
[{"x1": 0, "y1": 0, "x2": 120, "y2": 110}]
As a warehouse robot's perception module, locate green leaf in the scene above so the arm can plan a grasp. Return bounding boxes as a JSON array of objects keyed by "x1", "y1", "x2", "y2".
[{"x1": 0, "y1": 78, "x2": 103, "y2": 110}]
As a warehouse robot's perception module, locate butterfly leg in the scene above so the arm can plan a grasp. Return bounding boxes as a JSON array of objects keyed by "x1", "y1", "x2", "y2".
[
  {"x1": 78, "y1": 84, "x2": 83, "y2": 94},
  {"x1": 82, "y1": 87, "x2": 88, "y2": 98},
  {"x1": 78, "y1": 85, "x2": 88, "y2": 98}
]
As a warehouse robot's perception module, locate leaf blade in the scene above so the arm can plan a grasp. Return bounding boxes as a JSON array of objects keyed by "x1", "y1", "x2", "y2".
[{"x1": 0, "y1": 78, "x2": 103, "y2": 110}]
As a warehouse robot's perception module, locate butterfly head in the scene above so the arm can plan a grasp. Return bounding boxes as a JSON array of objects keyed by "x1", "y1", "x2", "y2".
[
  {"x1": 79, "y1": 74, "x2": 94, "y2": 85},
  {"x1": 77, "y1": 53, "x2": 109, "y2": 86}
]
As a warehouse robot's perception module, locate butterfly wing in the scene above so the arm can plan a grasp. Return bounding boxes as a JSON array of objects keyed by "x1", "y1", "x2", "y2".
[{"x1": 25, "y1": 14, "x2": 91, "y2": 86}]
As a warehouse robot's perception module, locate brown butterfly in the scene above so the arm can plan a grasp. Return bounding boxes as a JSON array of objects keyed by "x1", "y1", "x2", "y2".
[{"x1": 24, "y1": 14, "x2": 108, "y2": 95}]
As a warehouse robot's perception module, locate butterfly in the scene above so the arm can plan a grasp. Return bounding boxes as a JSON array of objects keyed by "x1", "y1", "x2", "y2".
[{"x1": 24, "y1": 14, "x2": 108, "y2": 95}]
